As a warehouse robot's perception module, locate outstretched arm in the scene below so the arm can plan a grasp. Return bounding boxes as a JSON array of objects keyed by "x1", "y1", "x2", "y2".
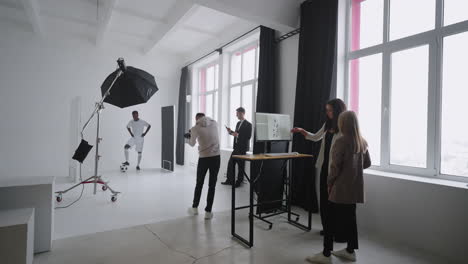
[{"x1": 291, "y1": 124, "x2": 326, "y2": 142}]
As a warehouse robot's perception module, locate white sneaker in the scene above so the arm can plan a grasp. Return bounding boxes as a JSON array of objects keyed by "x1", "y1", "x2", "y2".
[
  {"x1": 204, "y1": 211, "x2": 213, "y2": 220},
  {"x1": 187, "y1": 207, "x2": 198, "y2": 216},
  {"x1": 305, "y1": 253, "x2": 331, "y2": 264},
  {"x1": 331, "y1": 248, "x2": 357, "y2": 262}
]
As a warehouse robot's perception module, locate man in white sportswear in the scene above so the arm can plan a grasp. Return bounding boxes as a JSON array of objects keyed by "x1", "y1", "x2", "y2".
[{"x1": 122, "y1": 111, "x2": 151, "y2": 170}]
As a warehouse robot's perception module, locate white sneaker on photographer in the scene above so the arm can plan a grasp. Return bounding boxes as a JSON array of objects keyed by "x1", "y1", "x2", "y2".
[
  {"x1": 305, "y1": 253, "x2": 331, "y2": 264},
  {"x1": 331, "y1": 248, "x2": 356, "y2": 262},
  {"x1": 187, "y1": 207, "x2": 198, "y2": 216},
  {"x1": 205, "y1": 211, "x2": 213, "y2": 220}
]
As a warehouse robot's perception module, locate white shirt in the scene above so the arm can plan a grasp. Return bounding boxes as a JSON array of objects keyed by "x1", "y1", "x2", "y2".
[
  {"x1": 127, "y1": 119, "x2": 150, "y2": 137},
  {"x1": 234, "y1": 119, "x2": 245, "y2": 144}
]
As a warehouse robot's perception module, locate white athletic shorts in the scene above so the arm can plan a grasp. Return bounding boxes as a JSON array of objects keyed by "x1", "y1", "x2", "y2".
[{"x1": 126, "y1": 137, "x2": 144, "y2": 152}]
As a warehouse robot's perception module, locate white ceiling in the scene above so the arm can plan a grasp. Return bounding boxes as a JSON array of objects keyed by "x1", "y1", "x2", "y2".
[{"x1": 0, "y1": 0, "x2": 256, "y2": 56}]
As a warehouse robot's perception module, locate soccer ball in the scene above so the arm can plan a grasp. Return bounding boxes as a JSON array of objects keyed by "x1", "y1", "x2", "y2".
[{"x1": 120, "y1": 164, "x2": 128, "y2": 172}]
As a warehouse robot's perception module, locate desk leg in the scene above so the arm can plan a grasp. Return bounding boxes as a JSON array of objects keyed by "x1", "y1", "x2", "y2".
[
  {"x1": 287, "y1": 159, "x2": 292, "y2": 222},
  {"x1": 287, "y1": 158, "x2": 312, "y2": 231},
  {"x1": 231, "y1": 167, "x2": 235, "y2": 238},
  {"x1": 231, "y1": 160, "x2": 253, "y2": 248},
  {"x1": 249, "y1": 172, "x2": 254, "y2": 246}
]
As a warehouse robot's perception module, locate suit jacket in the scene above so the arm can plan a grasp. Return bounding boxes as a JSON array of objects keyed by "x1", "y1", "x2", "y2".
[{"x1": 233, "y1": 120, "x2": 252, "y2": 153}]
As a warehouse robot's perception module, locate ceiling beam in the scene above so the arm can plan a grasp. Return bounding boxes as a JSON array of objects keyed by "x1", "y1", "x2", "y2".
[
  {"x1": 193, "y1": 0, "x2": 299, "y2": 33},
  {"x1": 19, "y1": 0, "x2": 43, "y2": 36},
  {"x1": 95, "y1": 0, "x2": 117, "y2": 46},
  {"x1": 143, "y1": 0, "x2": 196, "y2": 54},
  {"x1": 113, "y1": 7, "x2": 166, "y2": 25},
  {"x1": 183, "y1": 25, "x2": 218, "y2": 38}
]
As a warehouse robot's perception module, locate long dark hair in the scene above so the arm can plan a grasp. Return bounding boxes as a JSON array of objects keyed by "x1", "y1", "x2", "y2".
[{"x1": 325, "y1": 98, "x2": 347, "y2": 133}]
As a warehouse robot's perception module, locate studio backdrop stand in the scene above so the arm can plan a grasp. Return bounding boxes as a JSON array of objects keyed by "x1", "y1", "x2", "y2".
[{"x1": 56, "y1": 70, "x2": 123, "y2": 203}]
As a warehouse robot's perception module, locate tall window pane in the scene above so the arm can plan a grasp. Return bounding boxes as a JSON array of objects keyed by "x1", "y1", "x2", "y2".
[
  {"x1": 444, "y1": 0, "x2": 468, "y2": 26},
  {"x1": 231, "y1": 53, "x2": 241, "y2": 84},
  {"x1": 441, "y1": 33, "x2": 468, "y2": 177},
  {"x1": 390, "y1": 46, "x2": 429, "y2": 168},
  {"x1": 198, "y1": 94, "x2": 206, "y2": 113},
  {"x1": 351, "y1": 0, "x2": 383, "y2": 51},
  {"x1": 349, "y1": 54, "x2": 382, "y2": 165},
  {"x1": 206, "y1": 66, "x2": 214, "y2": 91},
  {"x1": 230, "y1": 86, "x2": 241, "y2": 129},
  {"x1": 242, "y1": 47, "x2": 256, "y2": 82},
  {"x1": 215, "y1": 65, "x2": 219, "y2": 90},
  {"x1": 390, "y1": 0, "x2": 435, "y2": 40},
  {"x1": 242, "y1": 84, "x2": 253, "y2": 122},
  {"x1": 214, "y1": 92, "x2": 218, "y2": 121},
  {"x1": 205, "y1": 94, "x2": 213, "y2": 118}
]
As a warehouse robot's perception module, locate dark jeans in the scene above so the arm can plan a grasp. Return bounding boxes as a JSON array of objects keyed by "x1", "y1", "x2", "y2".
[
  {"x1": 192, "y1": 155, "x2": 220, "y2": 212},
  {"x1": 324, "y1": 202, "x2": 359, "y2": 251},
  {"x1": 226, "y1": 151, "x2": 246, "y2": 183}
]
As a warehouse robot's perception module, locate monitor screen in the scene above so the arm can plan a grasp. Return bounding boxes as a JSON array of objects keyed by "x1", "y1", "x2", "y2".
[{"x1": 255, "y1": 113, "x2": 292, "y2": 141}]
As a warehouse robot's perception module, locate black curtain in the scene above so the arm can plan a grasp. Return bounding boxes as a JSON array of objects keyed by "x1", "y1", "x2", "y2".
[
  {"x1": 251, "y1": 26, "x2": 282, "y2": 213},
  {"x1": 291, "y1": 0, "x2": 338, "y2": 212},
  {"x1": 252, "y1": 26, "x2": 277, "y2": 155},
  {"x1": 176, "y1": 67, "x2": 189, "y2": 165}
]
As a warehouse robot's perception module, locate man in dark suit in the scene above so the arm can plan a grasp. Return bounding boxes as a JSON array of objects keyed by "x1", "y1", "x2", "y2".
[{"x1": 222, "y1": 107, "x2": 252, "y2": 188}]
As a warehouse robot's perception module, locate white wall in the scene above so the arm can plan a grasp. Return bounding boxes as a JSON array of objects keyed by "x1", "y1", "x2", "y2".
[
  {"x1": 359, "y1": 172, "x2": 468, "y2": 263},
  {"x1": 0, "y1": 28, "x2": 182, "y2": 180}
]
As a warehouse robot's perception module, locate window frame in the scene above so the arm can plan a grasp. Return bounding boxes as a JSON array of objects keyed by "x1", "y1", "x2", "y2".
[
  {"x1": 196, "y1": 60, "x2": 219, "y2": 121},
  {"x1": 226, "y1": 40, "x2": 260, "y2": 148},
  {"x1": 344, "y1": 0, "x2": 468, "y2": 182}
]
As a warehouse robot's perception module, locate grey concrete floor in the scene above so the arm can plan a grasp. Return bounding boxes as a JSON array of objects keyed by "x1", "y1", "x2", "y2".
[{"x1": 35, "y1": 210, "x2": 446, "y2": 264}]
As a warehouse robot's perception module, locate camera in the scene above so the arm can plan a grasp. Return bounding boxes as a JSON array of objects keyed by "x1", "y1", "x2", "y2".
[{"x1": 184, "y1": 130, "x2": 191, "y2": 139}]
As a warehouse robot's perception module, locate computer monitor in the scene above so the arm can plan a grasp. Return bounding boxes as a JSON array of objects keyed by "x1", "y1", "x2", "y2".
[{"x1": 255, "y1": 113, "x2": 292, "y2": 142}]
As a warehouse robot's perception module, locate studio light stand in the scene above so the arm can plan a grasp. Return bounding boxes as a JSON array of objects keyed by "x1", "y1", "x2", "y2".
[{"x1": 56, "y1": 68, "x2": 123, "y2": 203}]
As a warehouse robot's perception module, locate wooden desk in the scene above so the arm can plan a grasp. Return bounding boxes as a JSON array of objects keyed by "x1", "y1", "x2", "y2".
[{"x1": 231, "y1": 153, "x2": 313, "y2": 248}]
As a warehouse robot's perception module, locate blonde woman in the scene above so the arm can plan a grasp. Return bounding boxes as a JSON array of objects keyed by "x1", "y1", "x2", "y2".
[{"x1": 306, "y1": 111, "x2": 371, "y2": 264}]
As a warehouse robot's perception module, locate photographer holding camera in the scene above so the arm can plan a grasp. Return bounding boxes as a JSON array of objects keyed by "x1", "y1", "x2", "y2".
[{"x1": 186, "y1": 113, "x2": 220, "y2": 220}]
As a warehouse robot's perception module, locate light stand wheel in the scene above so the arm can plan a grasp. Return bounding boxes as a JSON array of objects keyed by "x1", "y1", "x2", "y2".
[
  {"x1": 111, "y1": 196, "x2": 117, "y2": 202},
  {"x1": 102, "y1": 185, "x2": 108, "y2": 191},
  {"x1": 56, "y1": 195, "x2": 63, "y2": 203}
]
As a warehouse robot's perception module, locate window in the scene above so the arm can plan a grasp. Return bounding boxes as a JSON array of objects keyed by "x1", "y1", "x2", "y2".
[
  {"x1": 346, "y1": 0, "x2": 468, "y2": 180},
  {"x1": 390, "y1": 46, "x2": 429, "y2": 168},
  {"x1": 348, "y1": 54, "x2": 382, "y2": 165},
  {"x1": 228, "y1": 43, "x2": 259, "y2": 147},
  {"x1": 444, "y1": 0, "x2": 468, "y2": 26},
  {"x1": 441, "y1": 32, "x2": 468, "y2": 177},
  {"x1": 389, "y1": 0, "x2": 435, "y2": 40},
  {"x1": 350, "y1": 0, "x2": 384, "y2": 51},
  {"x1": 198, "y1": 63, "x2": 219, "y2": 120}
]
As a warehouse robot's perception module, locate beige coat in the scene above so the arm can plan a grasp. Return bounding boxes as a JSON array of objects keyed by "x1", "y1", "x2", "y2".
[{"x1": 328, "y1": 136, "x2": 371, "y2": 204}]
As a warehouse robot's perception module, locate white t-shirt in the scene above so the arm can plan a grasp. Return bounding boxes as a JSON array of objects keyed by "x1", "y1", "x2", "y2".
[{"x1": 127, "y1": 119, "x2": 150, "y2": 138}]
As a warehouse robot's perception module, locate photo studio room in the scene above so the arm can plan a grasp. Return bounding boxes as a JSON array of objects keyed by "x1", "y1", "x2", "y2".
[{"x1": 0, "y1": 1, "x2": 467, "y2": 264}]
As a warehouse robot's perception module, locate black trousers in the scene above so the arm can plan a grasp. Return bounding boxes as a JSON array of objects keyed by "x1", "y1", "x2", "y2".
[
  {"x1": 319, "y1": 166, "x2": 330, "y2": 231},
  {"x1": 226, "y1": 150, "x2": 246, "y2": 183},
  {"x1": 192, "y1": 155, "x2": 220, "y2": 212},
  {"x1": 324, "y1": 202, "x2": 359, "y2": 251}
]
